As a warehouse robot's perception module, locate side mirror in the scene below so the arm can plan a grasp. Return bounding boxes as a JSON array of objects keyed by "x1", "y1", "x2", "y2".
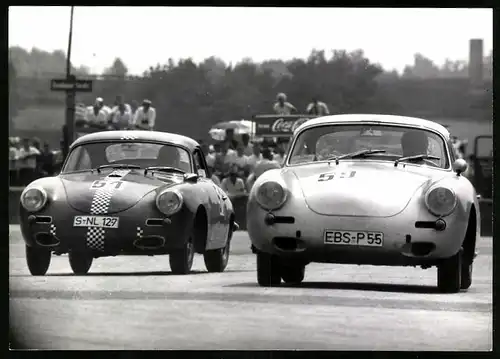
[
  {"x1": 184, "y1": 173, "x2": 199, "y2": 183},
  {"x1": 452, "y1": 158, "x2": 468, "y2": 176}
]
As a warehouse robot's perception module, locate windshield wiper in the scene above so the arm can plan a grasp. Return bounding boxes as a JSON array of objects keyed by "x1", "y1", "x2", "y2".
[
  {"x1": 394, "y1": 154, "x2": 440, "y2": 167},
  {"x1": 327, "y1": 149, "x2": 386, "y2": 165},
  {"x1": 144, "y1": 166, "x2": 186, "y2": 175},
  {"x1": 95, "y1": 164, "x2": 141, "y2": 173}
]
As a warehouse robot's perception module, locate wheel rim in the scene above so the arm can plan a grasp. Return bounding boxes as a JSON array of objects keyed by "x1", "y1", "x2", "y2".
[{"x1": 222, "y1": 240, "x2": 229, "y2": 262}]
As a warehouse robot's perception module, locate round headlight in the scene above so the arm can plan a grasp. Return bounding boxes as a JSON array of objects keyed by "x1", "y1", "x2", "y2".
[
  {"x1": 425, "y1": 186, "x2": 457, "y2": 217},
  {"x1": 156, "y1": 190, "x2": 183, "y2": 216},
  {"x1": 21, "y1": 187, "x2": 48, "y2": 212},
  {"x1": 256, "y1": 181, "x2": 287, "y2": 210}
]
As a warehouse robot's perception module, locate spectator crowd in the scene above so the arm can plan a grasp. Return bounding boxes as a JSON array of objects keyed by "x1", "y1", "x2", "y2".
[{"x1": 9, "y1": 136, "x2": 63, "y2": 187}]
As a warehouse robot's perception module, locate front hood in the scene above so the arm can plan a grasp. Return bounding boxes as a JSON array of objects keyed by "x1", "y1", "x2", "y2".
[
  {"x1": 290, "y1": 161, "x2": 445, "y2": 217},
  {"x1": 60, "y1": 169, "x2": 184, "y2": 214}
]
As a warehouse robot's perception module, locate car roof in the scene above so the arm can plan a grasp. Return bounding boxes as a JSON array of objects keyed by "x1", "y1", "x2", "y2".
[
  {"x1": 296, "y1": 114, "x2": 450, "y2": 139},
  {"x1": 71, "y1": 130, "x2": 200, "y2": 151}
]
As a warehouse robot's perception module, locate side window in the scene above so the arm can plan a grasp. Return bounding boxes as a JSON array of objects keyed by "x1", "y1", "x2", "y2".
[{"x1": 193, "y1": 150, "x2": 207, "y2": 178}]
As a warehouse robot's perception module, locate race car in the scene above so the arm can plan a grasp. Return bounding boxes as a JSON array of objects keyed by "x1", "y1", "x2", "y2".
[
  {"x1": 20, "y1": 131, "x2": 236, "y2": 276},
  {"x1": 247, "y1": 114, "x2": 480, "y2": 293}
]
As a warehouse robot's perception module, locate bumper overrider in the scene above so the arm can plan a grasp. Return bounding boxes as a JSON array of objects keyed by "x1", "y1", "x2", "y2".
[
  {"x1": 247, "y1": 196, "x2": 469, "y2": 266},
  {"x1": 19, "y1": 199, "x2": 195, "y2": 257}
]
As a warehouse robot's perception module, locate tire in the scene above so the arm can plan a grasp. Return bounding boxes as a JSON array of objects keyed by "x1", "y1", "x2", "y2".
[
  {"x1": 169, "y1": 236, "x2": 195, "y2": 275},
  {"x1": 256, "y1": 252, "x2": 281, "y2": 287},
  {"x1": 460, "y1": 260, "x2": 473, "y2": 290},
  {"x1": 25, "y1": 245, "x2": 51, "y2": 276},
  {"x1": 437, "y1": 250, "x2": 462, "y2": 293},
  {"x1": 204, "y1": 229, "x2": 231, "y2": 273},
  {"x1": 281, "y1": 264, "x2": 305, "y2": 284},
  {"x1": 68, "y1": 251, "x2": 93, "y2": 275}
]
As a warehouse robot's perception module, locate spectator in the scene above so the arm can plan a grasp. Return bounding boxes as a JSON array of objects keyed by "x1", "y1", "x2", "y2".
[
  {"x1": 213, "y1": 141, "x2": 236, "y2": 180},
  {"x1": 130, "y1": 100, "x2": 139, "y2": 116},
  {"x1": 273, "y1": 143, "x2": 286, "y2": 165},
  {"x1": 247, "y1": 143, "x2": 262, "y2": 174},
  {"x1": 234, "y1": 145, "x2": 249, "y2": 178},
  {"x1": 306, "y1": 96, "x2": 330, "y2": 116},
  {"x1": 111, "y1": 95, "x2": 132, "y2": 113},
  {"x1": 253, "y1": 148, "x2": 281, "y2": 179},
  {"x1": 221, "y1": 165, "x2": 247, "y2": 200},
  {"x1": 38, "y1": 143, "x2": 55, "y2": 177},
  {"x1": 9, "y1": 137, "x2": 20, "y2": 186},
  {"x1": 86, "y1": 97, "x2": 111, "y2": 128},
  {"x1": 109, "y1": 103, "x2": 133, "y2": 130},
  {"x1": 18, "y1": 138, "x2": 40, "y2": 185},
  {"x1": 225, "y1": 129, "x2": 238, "y2": 150},
  {"x1": 273, "y1": 93, "x2": 297, "y2": 115},
  {"x1": 241, "y1": 133, "x2": 253, "y2": 156},
  {"x1": 133, "y1": 99, "x2": 156, "y2": 131},
  {"x1": 75, "y1": 103, "x2": 88, "y2": 126}
]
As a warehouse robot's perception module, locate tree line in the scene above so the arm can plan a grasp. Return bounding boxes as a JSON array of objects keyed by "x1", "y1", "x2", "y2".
[{"x1": 9, "y1": 47, "x2": 492, "y2": 141}]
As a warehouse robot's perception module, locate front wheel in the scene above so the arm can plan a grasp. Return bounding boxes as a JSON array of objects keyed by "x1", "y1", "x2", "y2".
[
  {"x1": 437, "y1": 250, "x2": 462, "y2": 293},
  {"x1": 68, "y1": 251, "x2": 93, "y2": 275},
  {"x1": 204, "y1": 231, "x2": 231, "y2": 273},
  {"x1": 256, "y1": 252, "x2": 281, "y2": 287},
  {"x1": 169, "y1": 237, "x2": 195, "y2": 275},
  {"x1": 460, "y1": 260, "x2": 473, "y2": 290},
  {"x1": 26, "y1": 245, "x2": 51, "y2": 276}
]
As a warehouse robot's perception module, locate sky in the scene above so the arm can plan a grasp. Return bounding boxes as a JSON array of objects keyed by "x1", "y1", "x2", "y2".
[{"x1": 8, "y1": 6, "x2": 493, "y2": 75}]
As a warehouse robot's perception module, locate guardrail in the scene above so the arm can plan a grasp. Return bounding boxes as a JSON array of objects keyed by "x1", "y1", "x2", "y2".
[{"x1": 8, "y1": 187, "x2": 490, "y2": 236}]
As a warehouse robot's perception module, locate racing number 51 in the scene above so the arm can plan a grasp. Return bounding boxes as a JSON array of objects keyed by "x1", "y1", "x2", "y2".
[{"x1": 366, "y1": 232, "x2": 383, "y2": 245}]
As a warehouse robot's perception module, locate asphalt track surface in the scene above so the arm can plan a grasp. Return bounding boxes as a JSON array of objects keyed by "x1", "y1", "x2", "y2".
[{"x1": 9, "y1": 225, "x2": 492, "y2": 350}]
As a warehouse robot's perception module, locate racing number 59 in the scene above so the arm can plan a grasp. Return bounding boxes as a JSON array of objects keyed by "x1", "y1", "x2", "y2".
[{"x1": 367, "y1": 233, "x2": 383, "y2": 245}]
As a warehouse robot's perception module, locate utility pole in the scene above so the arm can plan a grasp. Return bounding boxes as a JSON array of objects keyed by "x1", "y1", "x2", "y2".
[{"x1": 64, "y1": 6, "x2": 75, "y2": 160}]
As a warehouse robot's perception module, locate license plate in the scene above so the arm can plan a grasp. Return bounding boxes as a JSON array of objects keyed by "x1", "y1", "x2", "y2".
[
  {"x1": 324, "y1": 230, "x2": 383, "y2": 247},
  {"x1": 73, "y1": 216, "x2": 119, "y2": 228}
]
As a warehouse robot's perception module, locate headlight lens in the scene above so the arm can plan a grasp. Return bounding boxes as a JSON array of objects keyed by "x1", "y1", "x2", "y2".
[
  {"x1": 256, "y1": 181, "x2": 287, "y2": 210},
  {"x1": 21, "y1": 187, "x2": 48, "y2": 212},
  {"x1": 425, "y1": 186, "x2": 457, "y2": 216},
  {"x1": 156, "y1": 190, "x2": 183, "y2": 216}
]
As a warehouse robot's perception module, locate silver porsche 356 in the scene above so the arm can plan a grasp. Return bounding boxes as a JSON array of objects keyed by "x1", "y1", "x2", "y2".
[
  {"x1": 19, "y1": 131, "x2": 236, "y2": 276},
  {"x1": 247, "y1": 114, "x2": 480, "y2": 293}
]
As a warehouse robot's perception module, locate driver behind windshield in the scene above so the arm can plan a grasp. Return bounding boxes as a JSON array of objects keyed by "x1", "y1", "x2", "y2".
[
  {"x1": 401, "y1": 131, "x2": 428, "y2": 157},
  {"x1": 157, "y1": 145, "x2": 182, "y2": 169}
]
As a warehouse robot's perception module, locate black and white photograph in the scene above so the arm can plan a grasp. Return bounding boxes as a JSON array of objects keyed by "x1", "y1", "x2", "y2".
[{"x1": 8, "y1": 6, "x2": 493, "y2": 351}]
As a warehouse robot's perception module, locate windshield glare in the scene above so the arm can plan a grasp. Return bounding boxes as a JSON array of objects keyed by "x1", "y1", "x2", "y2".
[
  {"x1": 288, "y1": 124, "x2": 449, "y2": 169},
  {"x1": 62, "y1": 142, "x2": 192, "y2": 173}
]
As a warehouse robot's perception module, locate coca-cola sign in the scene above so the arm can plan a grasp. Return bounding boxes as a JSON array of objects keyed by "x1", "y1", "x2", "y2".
[{"x1": 254, "y1": 115, "x2": 313, "y2": 137}]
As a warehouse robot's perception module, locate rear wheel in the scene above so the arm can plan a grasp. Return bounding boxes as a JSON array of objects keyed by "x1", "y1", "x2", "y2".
[
  {"x1": 25, "y1": 245, "x2": 51, "y2": 276},
  {"x1": 256, "y1": 252, "x2": 281, "y2": 287},
  {"x1": 437, "y1": 250, "x2": 462, "y2": 293},
  {"x1": 204, "y1": 229, "x2": 231, "y2": 273},
  {"x1": 281, "y1": 264, "x2": 305, "y2": 284},
  {"x1": 69, "y1": 251, "x2": 93, "y2": 275},
  {"x1": 170, "y1": 236, "x2": 195, "y2": 274}
]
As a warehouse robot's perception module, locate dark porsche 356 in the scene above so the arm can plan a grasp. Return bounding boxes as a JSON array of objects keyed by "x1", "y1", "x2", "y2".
[{"x1": 19, "y1": 131, "x2": 236, "y2": 276}]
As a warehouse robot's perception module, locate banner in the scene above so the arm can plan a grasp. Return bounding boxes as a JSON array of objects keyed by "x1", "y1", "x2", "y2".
[{"x1": 253, "y1": 115, "x2": 315, "y2": 137}]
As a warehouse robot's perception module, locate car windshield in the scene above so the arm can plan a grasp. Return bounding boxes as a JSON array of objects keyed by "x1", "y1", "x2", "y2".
[
  {"x1": 288, "y1": 124, "x2": 449, "y2": 169},
  {"x1": 62, "y1": 141, "x2": 192, "y2": 173}
]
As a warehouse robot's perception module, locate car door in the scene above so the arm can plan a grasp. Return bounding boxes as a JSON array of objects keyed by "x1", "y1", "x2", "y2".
[{"x1": 193, "y1": 148, "x2": 228, "y2": 249}]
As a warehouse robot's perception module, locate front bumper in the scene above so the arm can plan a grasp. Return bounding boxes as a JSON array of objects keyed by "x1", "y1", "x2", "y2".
[
  {"x1": 19, "y1": 201, "x2": 194, "y2": 257},
  {"x1": 247, "y1": 199, "x2": 469, "y2": 266}
]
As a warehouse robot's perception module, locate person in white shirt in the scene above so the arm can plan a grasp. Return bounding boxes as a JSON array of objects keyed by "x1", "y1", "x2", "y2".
[
  {"x1": 221, "y1": 166, "x2": 247, "y2": 200},
  {"x1": 213, "y1": 141, "x2": 237, "y2": 180},
  {"x1": 234, "y1": 145, "x2": 249, "y2": 177},
  {"x1": 133, "y1": 99, "x2": 156, "y2": 130},
  {"x1": 241, "y1": 133, "x2": 254, "y2": 156},
  {"x1": 253, "y1": 147, "x2": 281, "y2": 179},
  {"x1": 247, "y1": 144, "x2": 262, "y2": 174},
  {"x1": 18, "y1": 138, "x2": 40, "y2": 185},
  {"x1": 272, "y1": 144, "x2": 286, "y2": 165},
  {"x1": 273, "y1": 93, "x2": 297, "y2": 115},
  {"x1": 306, "y1": 97, "x2": 330, "y2": 116},
  {"x1": 109, "y1": 103, "x2": 133, "y2": 130},
  {"x1": 86, "y1": 97, "x2": 111, "y2": 128}
]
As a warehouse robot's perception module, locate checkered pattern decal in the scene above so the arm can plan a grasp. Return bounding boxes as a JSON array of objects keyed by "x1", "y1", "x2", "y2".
[
  {"x1": 85, "y1": 171, "x2": 130, "y2": 251},
  {"x1": 120, "y1": 135, "x2": 138, "y2": 140},
  {"x1": 49, "y1": 224, "x2": 56, "y2": 236},
  {"x1": 137, "y1": 227, "x2": 143, "y2": 238}
]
